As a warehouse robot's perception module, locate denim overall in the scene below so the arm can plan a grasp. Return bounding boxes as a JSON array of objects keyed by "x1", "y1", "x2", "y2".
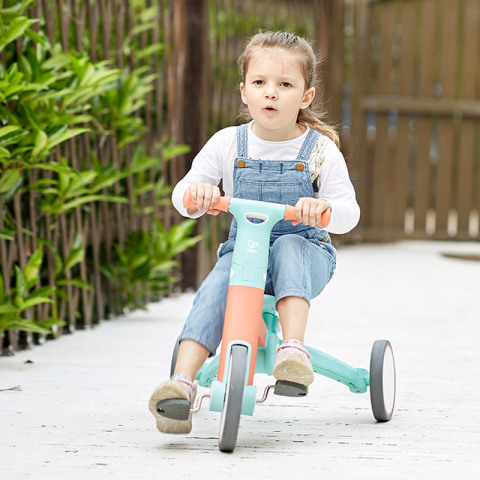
[{"x1": 179, "y1": 124, "x2": 337, "y2": 354}]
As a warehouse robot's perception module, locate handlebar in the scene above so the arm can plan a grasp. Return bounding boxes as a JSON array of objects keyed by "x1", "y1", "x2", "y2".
[{"x1": 183, "y1": 190, "x2": 331, "y2": 227}]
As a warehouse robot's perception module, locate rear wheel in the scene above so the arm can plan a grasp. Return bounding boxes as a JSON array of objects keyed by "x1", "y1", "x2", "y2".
[
  {"x1": 369, "y1": 340, "x2": 396, "y2": 422},
  {"x1": 218, "y1": 345, "x2": 248, "y2": 452},
  {"x1": 170, "y1": 338, "x2": 181, "y2": 377}
]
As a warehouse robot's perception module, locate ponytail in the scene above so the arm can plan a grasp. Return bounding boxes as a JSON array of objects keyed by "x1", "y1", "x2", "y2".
[{"x1": 298, "y1": 109, "x2": 340, "y2": 148}]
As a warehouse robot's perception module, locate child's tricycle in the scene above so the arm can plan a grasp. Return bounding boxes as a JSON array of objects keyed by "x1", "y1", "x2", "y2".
[{"x1": 160, "y1": 192, "x2": 396, "y2": 452}]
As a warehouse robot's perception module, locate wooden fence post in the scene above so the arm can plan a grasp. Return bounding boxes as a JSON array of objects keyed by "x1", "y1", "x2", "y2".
[
  {"x1": 171, "y1": 0, "x2": 210, "y2": 289},
  {"x1": 316, "y1": 0, "x2": 345, "y2": 130}
]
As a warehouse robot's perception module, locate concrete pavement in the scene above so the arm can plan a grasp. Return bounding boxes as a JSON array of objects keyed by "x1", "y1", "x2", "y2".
[{"x1": 1, "y1": 241, "x2": 479, "y2": 479}]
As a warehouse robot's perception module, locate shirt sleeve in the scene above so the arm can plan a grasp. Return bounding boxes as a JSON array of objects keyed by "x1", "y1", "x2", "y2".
[
  {"x1": 318, "y1": 141, "x2": 360, "y2": 234},
  {"x1": 171, "y1": 129, "x2": 228, "y2": 218}
]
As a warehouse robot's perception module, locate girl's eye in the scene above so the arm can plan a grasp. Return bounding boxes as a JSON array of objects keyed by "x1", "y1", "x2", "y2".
[
  {"x1": 281, "y1": 82, "x2": 292, "y2": 88},
  {"x1": 253, "y1": 80, "x2": 264, "y2": 85}
]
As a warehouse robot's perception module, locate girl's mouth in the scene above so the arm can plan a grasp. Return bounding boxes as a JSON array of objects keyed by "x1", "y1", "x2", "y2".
[{"x1": 264, "y1": 106, "x2": 277, "y2": 112}]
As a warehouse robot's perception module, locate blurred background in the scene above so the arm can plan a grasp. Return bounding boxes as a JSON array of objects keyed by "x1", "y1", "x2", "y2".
[{"x1": 1, "y1": 0, "x2": 479, "y2": 354}]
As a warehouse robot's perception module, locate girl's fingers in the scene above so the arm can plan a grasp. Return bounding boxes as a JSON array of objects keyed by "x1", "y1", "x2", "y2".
[
  {"x1": 206, "y1": 208, "x2": 221, "y2": 216},
  {"x1": 195, "y1": 184, "x2": 205, "y2": 210},
  {"x1": 295, "y1": 198, "x2": 329, "y2": 226},
  {"x1": 189, "y1": 184, "x2": 197, "y2": 202},
  {"x1": 189, "y1": 183, "x2": 221, "y2": 212},
  {"x1": 315, "y1": 203, "x2": 324, "y2": 225}
]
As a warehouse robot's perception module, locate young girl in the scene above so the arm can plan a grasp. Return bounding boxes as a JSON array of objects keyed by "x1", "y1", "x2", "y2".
[{"x1": 148, "y1": 31, "x2": 360, "y2": 434}]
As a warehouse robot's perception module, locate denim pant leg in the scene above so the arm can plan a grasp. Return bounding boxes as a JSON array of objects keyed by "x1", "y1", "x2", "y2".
[
  {"x1": 178, "y1": 252, "x2": 232, "y2": 354},
  {"x1": 265, "y1": 234, "x2": 335, "y2": 305}
]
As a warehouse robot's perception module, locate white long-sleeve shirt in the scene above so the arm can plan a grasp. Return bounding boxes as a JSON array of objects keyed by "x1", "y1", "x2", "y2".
[{"x1": 172, "y1": 122, "x2": 360, "y2": 234}]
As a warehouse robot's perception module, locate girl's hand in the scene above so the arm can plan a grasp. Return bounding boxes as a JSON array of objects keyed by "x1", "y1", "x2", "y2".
[
  {"x1": 294, "y1": 198, "x2": 331, "y2": 227},
  {"x1": 187, "y1": 183, "x2": 221, "y2": 216}
]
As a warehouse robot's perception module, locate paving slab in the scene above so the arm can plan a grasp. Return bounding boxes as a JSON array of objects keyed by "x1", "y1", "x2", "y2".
[{"x1": 1, "y1": 241, "x2": 479, "y2": 479}]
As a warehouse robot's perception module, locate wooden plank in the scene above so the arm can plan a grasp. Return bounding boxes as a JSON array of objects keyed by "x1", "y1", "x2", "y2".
[
  {"x1": 475, "y1": 124, "x2": 480, "y2": 231},
  {"x1": 99, "y1": 0, "x2": 111, "y2": 59},
  {"x1": 435, "y1": 0, "x2": 460, "y2": 237},
  {"x1": 57, "y1": 0, "x2": 70, "y2": 51},
  {"x1": 350, "y1": 0, "x2": 372, "y2": 226},
  {"x1": 457, "y1": 0, "x2": 480, "y2": 236},
  {"x1": 392, "y1": 0, "x2": 416, "y2": 231},
  {"x1": 360, "y1": 95, "x2": 480, "y2": 117},
  {"x1": 371, "y1": 1, "x2": 396, "y2": 228},
  {"x1": 414, "y1": 0, "x2": 438, "y2": 232},
  {"x1": 72, "y1": 0, "x2": 85, "y2": 53},
  {"x1": 42, "y1": 0, "x2": 56, "y2": 44},
  {"x1": 324, "y1": 0, "x2": 345, "y2": 127}
]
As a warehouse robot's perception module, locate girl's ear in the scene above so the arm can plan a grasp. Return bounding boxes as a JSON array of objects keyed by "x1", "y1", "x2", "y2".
[
  {"x1": 301, "y1": 87, "x2": 315, "y2": 109},
  {"x1": 240, "y1": 82, "x2": 248, "y2": 104}
]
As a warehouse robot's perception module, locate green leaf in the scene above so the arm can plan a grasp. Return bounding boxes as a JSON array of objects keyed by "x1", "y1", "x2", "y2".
[
  {"x1": 3, "y1": 17, "x2": 38, "y2": 46},
  {"x1": 41, "y1": 53, "x2": 71, "y2": 71},
  {"x1": 64, "y1": 247, "x2": 84, "y2": 271},
  {"x1": 31, "y1": 161, "x2": 76, "y2": 176},
  {"x1": 40, "y1": 317, "x2": 66, "y2": 328},
  {"x1": 0, "y1": 304, "x2": 18, "y2": 314},
  {"x1": 24, "y1": 246, "x2": 44, "y2": 287},
  {"x1": 136, "y1": 44, "x2": 164, "y2": 61},
  {"x1": 18, "y1": 53, "x2": 32, "y2": 81},
  {"x1": 0, "y1": 317, "x2": 51, "y2": 334},
  {"x1": 0, "y1": 169, "x2": 21, "y2": 193},
  {"x1": 14, "y1": 265, "x2": 26, "y2": 298},
  {"x1": 25, "y1": 245, "x2": 44, "y2": 270},
  {"x1": 20, "y1": 296, "x2": 53, "y2": 310},
  {"x1": 0, "y1": 125, "x2": 21, "y2": 138},
  {"x1": 0, "y1": 228, "x2": 15, "y2": 241},
  {"x1": 26, "y1": 285, "x2": 55, "y2": 300},
  {"x1": 0, "y1": 146, "x2": 11, "y2": 158},
  {"x1": 24, "y1": 27, "x2": 47, "y2": 46},
  {"x1": 31, "y1": 130, "x2": 48, "y2": 160},
  {"x1": 71, "y1": 233, "x2": 83, "y2": 250},
  {"x1": 162, "y1": 144, "x2": 191, "y2": 161},
  {"x1": 47, "y1": 128, "x2": 89, "y2": 149},
  {"x1": 58, "y1": 194, "x2": 127, "y2": 213},
  {"x1": 132, "y1": 22, "x2": 157, "y2": 36}
]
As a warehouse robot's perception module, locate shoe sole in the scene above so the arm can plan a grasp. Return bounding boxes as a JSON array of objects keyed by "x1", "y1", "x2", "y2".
[
  {"x1": 274, "y1": 380, "x2": 308, "y2": 397},
  {"x1": 148, "y1": 380, "x2": 192, "y2": 434},
  {"x1": 273, "y1": 355, "x2": 314, "y2": 387}
]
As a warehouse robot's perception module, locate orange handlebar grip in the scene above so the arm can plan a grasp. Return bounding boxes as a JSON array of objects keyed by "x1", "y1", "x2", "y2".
[
  {"x1": 284, "y1": 205, "x2": 297, "y2": 221},
  {"x1": 320, "y1": 208, "x2": 331, "y2": 227},
  {"x1": 183, "y1": 189, "x2": 231, "y2": 213},
  {"x1": 284, "y1": 205, "x2": 331, "y2": 227}
]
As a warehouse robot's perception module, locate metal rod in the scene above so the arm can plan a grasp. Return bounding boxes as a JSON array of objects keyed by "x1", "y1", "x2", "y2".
[
  {"x1": 191, "y1": 384, "x2": 276, "y2": 414},
  {"x1": 190, "y1": 393, "x2": 210, "y2": 414},
  {"x1": 256, "y1": 384, "x2": 276, "y2": 404}
]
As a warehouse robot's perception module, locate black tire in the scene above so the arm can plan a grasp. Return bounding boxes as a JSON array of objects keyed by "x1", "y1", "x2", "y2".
[
  {"x1": 370, "y1": 340, "x2": 396, "y2": 422},
  {"x1": 218, "y1": 345, "x2": 248, "y2": 452},
  {"x1": 170, "y1": 338, "x2": 181, "y2": 377}
]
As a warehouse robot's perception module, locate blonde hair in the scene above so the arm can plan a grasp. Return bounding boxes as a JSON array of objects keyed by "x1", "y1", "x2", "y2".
[{"x1": 238, "y1": 31, "x2": 340, "y2": 148}]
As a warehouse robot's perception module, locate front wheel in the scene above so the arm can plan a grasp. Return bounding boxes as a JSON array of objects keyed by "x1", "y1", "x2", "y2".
[
  {"x1": 369, "y1": 340, "x2": 396, "y2": 422},
  {"x1": 218, "y1": 345, "x2": 248, "y2": 452}
]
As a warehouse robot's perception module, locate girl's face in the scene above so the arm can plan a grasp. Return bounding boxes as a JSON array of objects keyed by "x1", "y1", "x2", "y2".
[{"x1": 240, "y1": 47, "x2": 315, "y2": 141}]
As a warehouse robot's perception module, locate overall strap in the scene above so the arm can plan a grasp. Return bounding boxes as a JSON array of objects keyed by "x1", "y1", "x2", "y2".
[
  {"x1": 236, "y1": 123, "x2": 249, "y2": 158},
  {"x1": 296, "y1": 128, "x2": 320, "y2": 161}
]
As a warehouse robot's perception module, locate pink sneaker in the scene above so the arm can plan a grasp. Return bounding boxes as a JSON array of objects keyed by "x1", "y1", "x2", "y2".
[
  {"x1": 273, "y1": 339, "x2": 314, "y2": 387},
  {"x1": 148, "y1": 374, "x2": 197, "y2": 434}
]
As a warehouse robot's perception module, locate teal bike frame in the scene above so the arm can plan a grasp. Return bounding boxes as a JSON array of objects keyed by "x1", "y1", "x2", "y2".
[{"x1": 188, "y1": 196, "x2": 369, "y2": 416}]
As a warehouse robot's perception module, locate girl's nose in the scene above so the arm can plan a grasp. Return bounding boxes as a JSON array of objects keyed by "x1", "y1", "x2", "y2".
[{"x1": 265, "y1": 85, "x2": 277, "y2": 99}]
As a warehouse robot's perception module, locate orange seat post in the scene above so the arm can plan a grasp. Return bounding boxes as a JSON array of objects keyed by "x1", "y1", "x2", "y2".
[{"x1": 217, "y1": 285, "x2": 265, "y2": 384}]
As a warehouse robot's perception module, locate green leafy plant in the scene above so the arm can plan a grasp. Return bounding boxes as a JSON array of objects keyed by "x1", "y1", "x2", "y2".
[
  {"x1": 1, "y1": 1, "x2": 199, "y2": 346},
  {"x1": 0, "y1": 246, "x2": 64, "y2": 337},
  {"x1": 101, "y1": 219, "x2": 201, "y2": 311}
]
